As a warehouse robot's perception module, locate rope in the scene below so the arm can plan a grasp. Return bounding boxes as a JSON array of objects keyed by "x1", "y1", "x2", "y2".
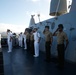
[{"x1": 55, "y1": 0, "x2": 61, "y2": 16}]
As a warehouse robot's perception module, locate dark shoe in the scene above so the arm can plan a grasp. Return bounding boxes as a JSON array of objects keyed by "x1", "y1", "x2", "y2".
[
  {"x1": 56, "y1": 64, "x2": 64, "y2": 70},
  {"x1": 44, "y1": 59, "x2": 51, "y2": 62}
]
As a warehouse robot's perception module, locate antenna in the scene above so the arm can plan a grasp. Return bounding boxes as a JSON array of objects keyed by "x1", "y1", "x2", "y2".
[
  {"x1": 37, "y1": 14, "x2": 40, "y2": 23},
  {"x1": 31, "y1": 15, "x2": 35, "y2": 17}
]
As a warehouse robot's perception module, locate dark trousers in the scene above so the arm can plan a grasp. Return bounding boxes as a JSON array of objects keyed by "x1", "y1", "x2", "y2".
[
  {"x1": 22, "y1": 38, "x2": 24, "y2": 47},
  {"x1": 26, "y1": 39, "x2": 30, "y2": 51},
  {"x1": 57, "y1": 44, "x2": 65, "y2": 67},
  {"x1": 45, "y1": 41, "x2": 51, "y2": 60},
  {"x1": 30, "y1": 40, "x2": 34, "y2": 55}
]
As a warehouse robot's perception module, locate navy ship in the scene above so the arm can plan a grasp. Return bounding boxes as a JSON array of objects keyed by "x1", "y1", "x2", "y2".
[
  {"x1": 0, "y1": 0, "x2": 76, "y2": 75},
  {"x1": 29, "y1": 0, "x2": 76, "y2": 63}
]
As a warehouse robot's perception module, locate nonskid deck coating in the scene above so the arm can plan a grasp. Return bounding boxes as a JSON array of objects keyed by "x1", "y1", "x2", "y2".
[{"x1": 2, "y1": 47, "x2": 76, "y2": 75}]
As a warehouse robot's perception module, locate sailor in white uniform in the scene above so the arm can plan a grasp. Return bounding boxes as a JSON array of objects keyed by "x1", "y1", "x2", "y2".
[
  {"x1": 7, "y1": 29, "x2": 13, "y2": 53},
  {"x1": 18, "y1": 34, "x2": 21, "y2": 47},
  {"x1": 0, "y1": 34, "x2": 1, "y2": 49},
  {"x1": 23, "y1": 32, "x2": 27, "y2": 50},
  {"x1": 18, "y1": 32, "x2": 23, "y2": 47},
  {"x1": 33, "y1": 27, "x2": 41, "y2": 57}
]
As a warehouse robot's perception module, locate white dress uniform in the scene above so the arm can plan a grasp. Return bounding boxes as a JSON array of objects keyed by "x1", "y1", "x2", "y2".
[
  {"x1": 0, "y1": 34, "x2": 1, "y2": 49},
  {"x1": 18, "y1": 35, "x2": 21, "y2": 46},
  {"x1": 23, "y1": 34, "x2": 27, "y2": 49},
  {"x1": 18, "y1": 34, "x2": 23, "y2": 47},
  {"x1": 7, "y1": 32, "x2": 12, "y2": 52},
  {"x1": 33, "y1": 31, "x2": 40, "y2": 57}
]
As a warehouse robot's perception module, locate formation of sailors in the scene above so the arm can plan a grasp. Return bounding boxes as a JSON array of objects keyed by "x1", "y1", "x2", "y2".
[
  {"x1": 7, "y1": 27, "x2": 41, "y2": 57},
  {"x1": 7, "y1": 24, "x2": 69, "y2": 69}
]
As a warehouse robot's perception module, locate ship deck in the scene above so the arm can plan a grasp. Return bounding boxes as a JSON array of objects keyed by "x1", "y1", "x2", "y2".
[{"x1": 2, "y1": 47, "x2": 76, "y2": 75}]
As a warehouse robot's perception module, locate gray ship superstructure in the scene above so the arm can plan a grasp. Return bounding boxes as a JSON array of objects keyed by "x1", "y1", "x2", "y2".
[{"x1": 29, "y1": 0, "x2": 76, "y2": 62}]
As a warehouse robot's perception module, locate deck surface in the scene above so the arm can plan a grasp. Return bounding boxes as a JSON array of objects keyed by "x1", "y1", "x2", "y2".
[{"x1": 2, "y1": 47, "x2": 76, "y2": 75}]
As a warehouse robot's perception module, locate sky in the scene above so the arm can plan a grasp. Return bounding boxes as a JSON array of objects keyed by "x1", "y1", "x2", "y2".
[
  {"x1": 0, "y1": 0, "x2": 51, "y2": 33},
  {"x1": 0, "y1": 0, "x2": 72, "y2": 33}
]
